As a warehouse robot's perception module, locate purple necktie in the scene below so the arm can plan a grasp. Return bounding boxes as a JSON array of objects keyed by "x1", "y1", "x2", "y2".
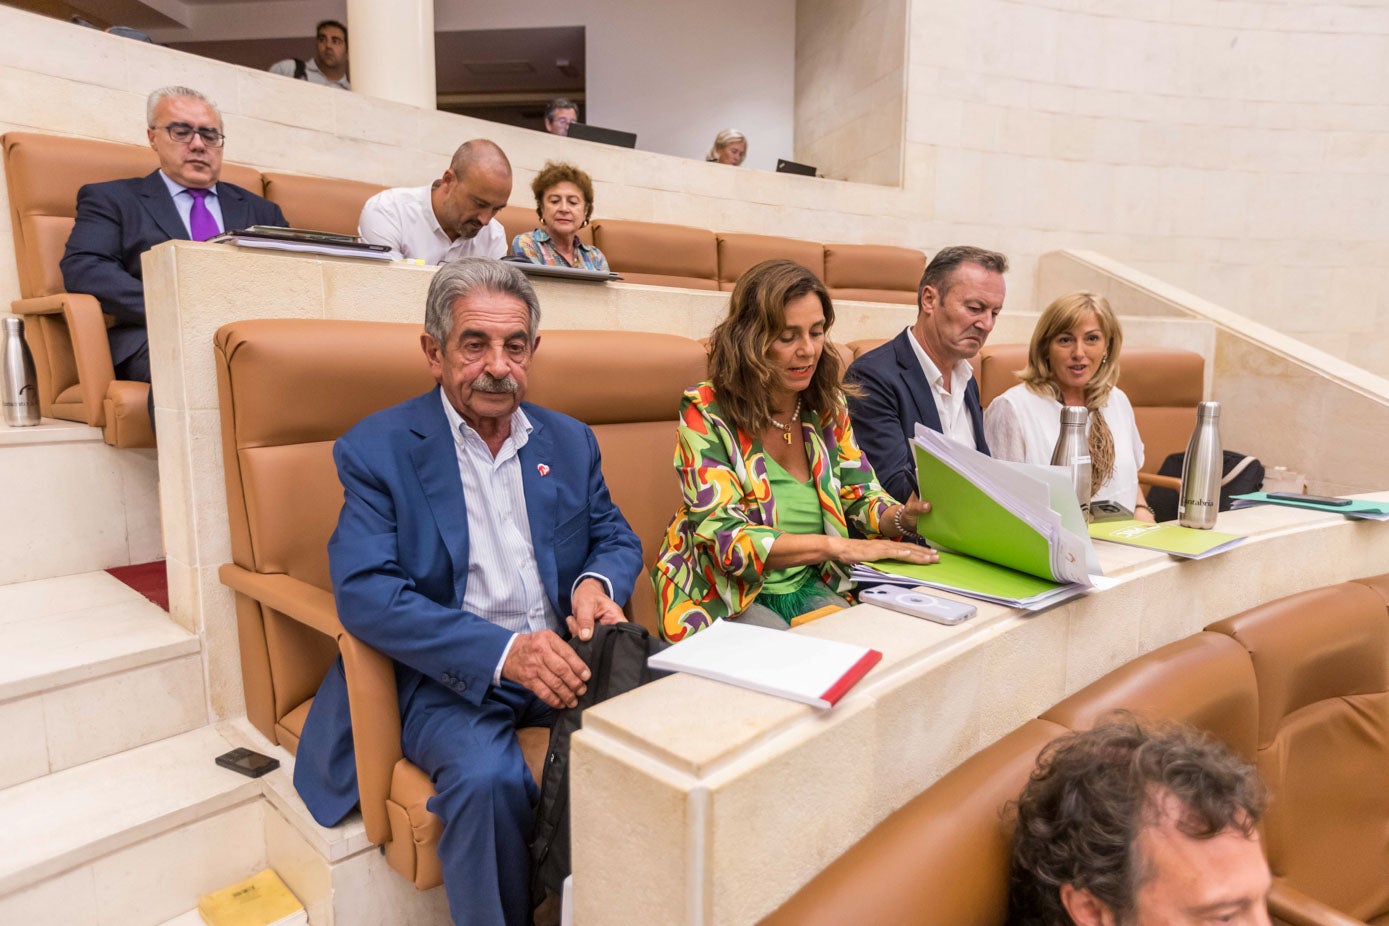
[{"x1": 186, "y1": 187, "x2": 220, "y2": 241}]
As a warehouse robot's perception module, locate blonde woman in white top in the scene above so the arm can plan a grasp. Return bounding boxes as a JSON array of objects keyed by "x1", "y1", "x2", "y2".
[{"x1": 983, "y1": 292, "x2": 1155, "y2": 521}]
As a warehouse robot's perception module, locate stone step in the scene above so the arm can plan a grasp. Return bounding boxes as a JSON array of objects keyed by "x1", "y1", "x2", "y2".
[
  {"x1": 0, "y1": 725, "x2": 268, "y2": 925},
  {"x1": 0, "y1": 571, "x2": 204, "y2": 790},
  {"x1": 0, "y1": 417, "x2": 161, "y2": 584}
]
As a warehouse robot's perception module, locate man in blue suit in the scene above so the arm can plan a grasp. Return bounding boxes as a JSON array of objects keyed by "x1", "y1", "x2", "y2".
[
  {"x1": 60, "y1": 85, "x2": 286, "y2": 414},
  {"x1": 846, "y1": 246, "x2": 1008, "y2": 502},
  {"x1": 294, "y1": 259, "x2": 643, "y2": 926}
]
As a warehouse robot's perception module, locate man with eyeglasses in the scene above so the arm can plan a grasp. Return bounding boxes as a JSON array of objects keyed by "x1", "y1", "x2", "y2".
[
  {"x1": 61, "y1": 86, "x2": 286, "y2": 429},
  {"x1": 543, "y1": 98, "x2": 579, "y2": 137}
]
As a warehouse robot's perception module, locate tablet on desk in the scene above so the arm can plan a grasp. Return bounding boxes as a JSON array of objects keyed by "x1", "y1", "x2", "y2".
[{"x1": 501, "y1": 257, "x2": 621, "y2": 283}]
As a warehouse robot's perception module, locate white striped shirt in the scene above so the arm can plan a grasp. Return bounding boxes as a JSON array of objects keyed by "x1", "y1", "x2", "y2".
[{"x1": 440, "y1": 390, "x2": 610, "y2": 684}]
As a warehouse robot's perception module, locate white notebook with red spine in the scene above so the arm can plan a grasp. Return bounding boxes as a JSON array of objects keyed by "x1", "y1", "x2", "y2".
[{"x1": 648, "y1": 620, "x2": 882, "y2": 709}]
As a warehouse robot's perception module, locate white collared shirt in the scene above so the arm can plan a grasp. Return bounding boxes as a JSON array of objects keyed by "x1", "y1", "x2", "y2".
[
  {"x1": 158, "y1": 171, "x2": 225, "y2": 237},
  {"x1": 438, "y1": 390, "x2": 613, "y2": 686},
  {"x1": 268, "y1": 56, "x2": 351, "y2": 89},
  {"x1": 905, "y1": 325, "x2": 979, "y2": 447},
  {"x1": 358, "y1": 185, "x2": 507, "y2": 263}
]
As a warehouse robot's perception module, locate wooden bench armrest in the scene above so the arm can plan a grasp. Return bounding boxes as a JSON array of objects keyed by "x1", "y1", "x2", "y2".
[
  {"x1": 216, "y1": 563, "x2": 399, "y2": 845},
  {"x1": 217, "y1": 564, "x2": 343, "y2": 637},
  {"x1": 1267, "y1": 878, "x2": 1366, "y2": 926},
  {"x1": 1139, "y1": 471, "x2": 1181, "y2": 492},
  {"x1": 12, "y1": 293, "x2": 115, "y2": 427}
]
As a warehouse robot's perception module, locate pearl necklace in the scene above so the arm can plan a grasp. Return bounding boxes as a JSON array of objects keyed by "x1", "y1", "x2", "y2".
[{"x1": 768, "y1": 398, "x2": 802, "y2": 445}]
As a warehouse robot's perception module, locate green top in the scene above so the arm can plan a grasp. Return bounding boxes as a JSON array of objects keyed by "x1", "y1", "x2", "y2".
[{"x1": 761, "y1": 454, "x2": 823, "y2": 593}]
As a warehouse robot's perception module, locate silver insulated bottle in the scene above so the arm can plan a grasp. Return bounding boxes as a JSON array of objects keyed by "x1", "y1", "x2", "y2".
[
  {"x1": 2, "y1": 316, "x2": 40, "y2": 427},
  {"x1": 1050, "y1": 406, "x2": 1092, "y2": 516},
  {"x1": 1179, "y1": 401, "x2": 1222, "y2": 529}
]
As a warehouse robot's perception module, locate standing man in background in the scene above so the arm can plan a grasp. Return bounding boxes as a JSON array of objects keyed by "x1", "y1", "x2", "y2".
[{"x1": 269, "y1": 20, "x2": 350, "y2": 90}]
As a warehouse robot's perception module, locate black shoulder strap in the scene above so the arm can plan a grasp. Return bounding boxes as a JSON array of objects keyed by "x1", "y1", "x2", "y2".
[{"x1": 293, "y1": 58, "x2": 307, "y2": 80}]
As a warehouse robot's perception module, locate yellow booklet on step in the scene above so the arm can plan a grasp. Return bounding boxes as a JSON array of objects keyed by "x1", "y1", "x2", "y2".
[{"x1": 198, "y1": 869, "x2": 307, "y2": 926}]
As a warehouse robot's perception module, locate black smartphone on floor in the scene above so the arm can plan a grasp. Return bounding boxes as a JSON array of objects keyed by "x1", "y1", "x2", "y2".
[{"x1": 215, "y1": 746, "x2": 280, "y2": 778}]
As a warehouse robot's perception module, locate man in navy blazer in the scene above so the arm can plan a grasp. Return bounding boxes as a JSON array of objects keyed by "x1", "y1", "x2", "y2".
[
  {"x1": 846, "y1": 246, "x2": 1009, "y2": 502},
  {"x1": 60, "y1": 86, "x2": 286, "y2": 395},
  {"x1": 294, "y1": 259, "x2": 642, "y2": 926}
]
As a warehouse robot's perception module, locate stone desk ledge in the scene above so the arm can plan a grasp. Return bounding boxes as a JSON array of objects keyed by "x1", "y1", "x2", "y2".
[{"x1": 570, "y1": 496, "x2": 1389, "y2": 925}]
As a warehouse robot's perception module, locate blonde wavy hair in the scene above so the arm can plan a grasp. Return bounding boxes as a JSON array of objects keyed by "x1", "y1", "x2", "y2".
[{"x1": 1018, "y1": 292, "x2": 1124, "y2": 493}]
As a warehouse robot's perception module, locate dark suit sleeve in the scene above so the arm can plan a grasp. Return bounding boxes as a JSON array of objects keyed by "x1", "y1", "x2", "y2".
[
  {"x1": 60, "y1": 183, "x2": 148, "y2": 326},
  {"x1": 574, "y1": 426, "x2": 643, "y2": 604},
  {"x1": 845, "y1": 362, "x2": 916, "y2": 504},
  {"x1": 327, "y1": 436, "x2": 512, "y2": 706}
]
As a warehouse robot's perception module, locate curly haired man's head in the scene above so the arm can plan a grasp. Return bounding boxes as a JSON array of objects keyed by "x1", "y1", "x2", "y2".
[{"x1": 1008, "y1": 717, "x2": 1271, "y2": 926}]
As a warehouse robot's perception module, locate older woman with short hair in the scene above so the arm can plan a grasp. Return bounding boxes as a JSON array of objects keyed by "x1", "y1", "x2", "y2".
[
  {"x1": 510, "y1": 160, "x2": 609, "y2": 271},
  {"x1": 984, "y1": 291, "x2": 1154, "y2": 521},
  {"x1": 652, "y1": 259, "x2": 936, "y2": 641},
  {"x1": 706, "y1": 129, "x2": 748, "y2": 166}
]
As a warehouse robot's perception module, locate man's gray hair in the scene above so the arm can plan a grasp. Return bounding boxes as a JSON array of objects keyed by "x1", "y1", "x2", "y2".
[
  {"x1": 146, "y1": 86, "x2": 220, "y2": 126},
  {"x1": 424, "y1": 258, "x2": 541, "y2": 347},
  {"x1": 546, "y1": 98, "x2": 577, "y2": 121}
]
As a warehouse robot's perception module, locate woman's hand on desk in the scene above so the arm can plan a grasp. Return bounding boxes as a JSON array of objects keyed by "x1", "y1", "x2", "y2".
[{"x1": 827, "y1": 536, "x2": 939, "y2": 566}]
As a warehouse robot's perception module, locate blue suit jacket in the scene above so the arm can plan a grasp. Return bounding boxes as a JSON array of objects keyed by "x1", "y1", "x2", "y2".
[
  {"x1": 294, "y1": 389, "x2": 643, "y2": 827},
  {"x1": 59, "y1": 170, "x2": 287, "y2": 366},
  {"x1": 844, "y1": 329, "x2": 990, "y2": 503}
]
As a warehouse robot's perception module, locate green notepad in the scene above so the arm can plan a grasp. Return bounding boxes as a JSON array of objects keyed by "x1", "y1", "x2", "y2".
[{"x1": 1087, "y1": 519, "x2": 1244, "y2": 559}]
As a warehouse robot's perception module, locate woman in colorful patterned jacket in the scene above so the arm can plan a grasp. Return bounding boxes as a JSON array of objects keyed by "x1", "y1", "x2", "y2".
[{"x1": 652, "y1": 259, "x2": 938, "y2": 642}]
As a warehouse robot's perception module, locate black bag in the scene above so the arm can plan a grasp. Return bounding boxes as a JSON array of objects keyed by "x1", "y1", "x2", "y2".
[
  {"x1": 529, "y1": 622, "x2": 658, "y2": 907},
  {"x1": 1146, "y1": 450, "x2": 1264, "y2": 522},
  {"x1": 292, "y1": 58, "x2": 307, "y2": 80}
]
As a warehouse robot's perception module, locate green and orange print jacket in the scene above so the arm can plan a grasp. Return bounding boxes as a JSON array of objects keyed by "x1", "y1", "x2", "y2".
[{"x1": 652, "y1": 382, "x2": 896, "y2": 642}]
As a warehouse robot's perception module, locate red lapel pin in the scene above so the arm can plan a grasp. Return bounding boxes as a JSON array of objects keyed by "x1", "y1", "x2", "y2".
[{"x1": 537, "y1": 463, "x2": 551, "y2": 476}]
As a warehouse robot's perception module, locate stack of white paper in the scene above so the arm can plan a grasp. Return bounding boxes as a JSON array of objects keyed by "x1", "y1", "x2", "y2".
[{"x1": 648, "y1": 620, "x2": 882, "y2": 709}]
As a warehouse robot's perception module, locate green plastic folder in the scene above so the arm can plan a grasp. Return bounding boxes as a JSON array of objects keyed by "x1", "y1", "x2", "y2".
[
  {"x1": 1233, "y1": 492, "x2": 1389, "y2": 520},
  {"x1": 912, "y1": 443, "x2": 1059, "y2": 580},
  {"x1": 1087, "y1": 519, "x2": 1244, "y2": 559},
  {"x1": 866, "y1": 552, "x2": 1064, "y2": 600}
]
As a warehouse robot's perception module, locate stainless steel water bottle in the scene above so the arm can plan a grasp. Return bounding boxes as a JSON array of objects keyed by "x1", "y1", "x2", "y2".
[
  {"x1": 1179, "y1": 401, "x2": 1222, "y2": 529},
  {"x1": 1050, "y1": 406, "x2": 1092, "y2": 516},
  {"x1": 1, "y1": 316, "x2": 40, "y2": 427}
]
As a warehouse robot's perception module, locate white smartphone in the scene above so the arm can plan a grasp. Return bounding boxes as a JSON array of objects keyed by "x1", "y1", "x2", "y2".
[{"x1": 859, "y1": 585, "x2": 977, "y2": 625}]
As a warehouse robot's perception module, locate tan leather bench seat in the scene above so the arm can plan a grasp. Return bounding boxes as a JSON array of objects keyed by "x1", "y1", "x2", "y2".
[
  {"x1": 261, "y1": 172, "x2": 385, "y2": 236},
  {"x1": 823, "y1": 243, "x2": 924, "y2": 305},
  {"x1": 590, "y1": 219, "x2": 719, "y2": 289},
  {"x1": 717, "y1": 232, "x2": 827, "y2": 291}
]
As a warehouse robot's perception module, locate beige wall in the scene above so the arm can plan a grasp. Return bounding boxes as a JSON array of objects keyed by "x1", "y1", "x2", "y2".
[
  {"x1": 8, "y1": 1, "x2": 1389, "y2": 375},
  {"x1": 795, "y1": 0, "x2": 906, "y2": 185},
  {"x1": 906, "y1": 0, "x2": 1389, "y2": 376}
]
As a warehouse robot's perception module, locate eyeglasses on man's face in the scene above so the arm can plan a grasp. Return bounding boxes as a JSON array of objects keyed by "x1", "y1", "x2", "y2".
[{"x1": 154, "y1": 122, "x2": 226, "y2": 147}]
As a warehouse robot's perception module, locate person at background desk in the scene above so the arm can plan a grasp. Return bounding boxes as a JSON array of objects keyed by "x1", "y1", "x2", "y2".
[
  {"x1": 707, "y1": 129, "x2": 748, "y2": 166},
  {"x1": 846, "y1": 245, "x2": 1008, "y2": 502},
  {"x1": 268, "y1": 19, "x2": 349, "y2": 89},
  {"x1": 652, "y1": 259, "x2": 936, "y2": 642},
  {"x1": 984, "y1": 292, "x2": 1154, "y2": 522},
  {"x1": 510, "y1": 161, "x2": 609, "y2": 271},
  {"x1": 358, "y1": 139, "x2": 511, "y2": 263},
  {"x1": 543, "y1": 98, "x2": 579, "y2": 136}
]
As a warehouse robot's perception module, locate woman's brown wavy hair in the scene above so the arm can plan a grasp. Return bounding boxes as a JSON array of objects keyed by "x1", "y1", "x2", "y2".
[{"x1": 707, "y1": 259, "x2": 852, "y2": 436}]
